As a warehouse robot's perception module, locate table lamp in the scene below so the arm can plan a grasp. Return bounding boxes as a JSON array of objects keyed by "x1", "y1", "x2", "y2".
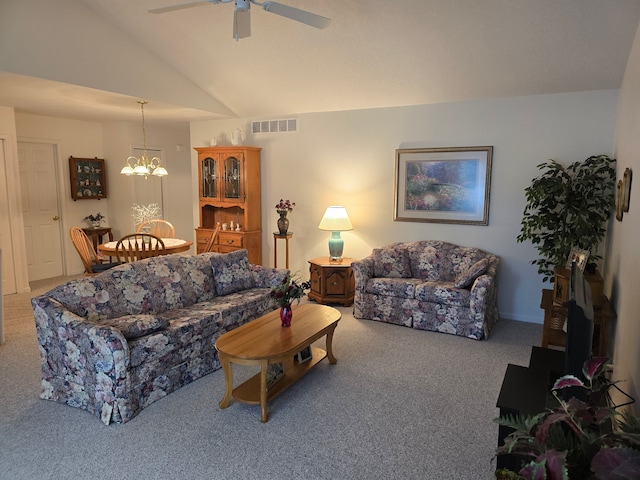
[{"x1": 318, "y1": 206, "x2": 353, "y2": 261}]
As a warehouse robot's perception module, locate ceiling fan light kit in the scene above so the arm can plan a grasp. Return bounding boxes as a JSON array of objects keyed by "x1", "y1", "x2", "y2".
[{"x1": 149, "y1": 0, "x2": 330, "y2": 39}]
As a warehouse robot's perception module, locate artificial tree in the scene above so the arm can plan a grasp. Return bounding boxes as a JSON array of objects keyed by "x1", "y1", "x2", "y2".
[{"x1": 517, "y1": 155, "x2": 616, "y2": 282}]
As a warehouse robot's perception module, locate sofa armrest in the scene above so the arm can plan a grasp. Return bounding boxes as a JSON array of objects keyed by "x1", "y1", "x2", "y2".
[
  {"x1": 352, "y1": 255, "x2": 375, "y2": 293},
  {"x1": 469, "y1": 255, "x2": 500, "y2": 318},
  {"x1": 32, "y1": 295, "x2": 130, "y2": 424},
  {"x1": 250, "y1": 264, "x2": 289, "y2": 289}
]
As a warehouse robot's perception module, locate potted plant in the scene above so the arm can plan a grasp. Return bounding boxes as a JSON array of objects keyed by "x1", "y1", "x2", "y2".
[
  {"x1": 270, "y1": 272, "x2": 310, "y2": 327},
  {"x1": 84, "y1": 212, "x2": 105, "y2": 228},
  {"x1": 495, "y1": 357, "x2": 640, "y2": 479},
  {"x1": 275, "y1": 198, "x2": 295, "y2": 235},
  {"x1": 517, "y1": 155, "x2": 616, "y2": 283}
]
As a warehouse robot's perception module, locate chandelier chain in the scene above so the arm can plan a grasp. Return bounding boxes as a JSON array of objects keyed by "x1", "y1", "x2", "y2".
[{"x1": 139, "y1": 100, "x2": 148, "y2": 150}]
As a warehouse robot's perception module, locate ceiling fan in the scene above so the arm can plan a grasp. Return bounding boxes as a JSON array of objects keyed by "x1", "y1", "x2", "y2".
[{"x1": 149, "y1": 0, "x2": 331, "y2": 40}]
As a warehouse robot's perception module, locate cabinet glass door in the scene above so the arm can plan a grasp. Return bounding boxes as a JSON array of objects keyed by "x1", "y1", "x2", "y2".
[
  {"x1": 202, "y1": 157, "x2": 218, "y2": 198},
  {"x1": 224, "y1": 156, "x2": 241, "y2": 200}
]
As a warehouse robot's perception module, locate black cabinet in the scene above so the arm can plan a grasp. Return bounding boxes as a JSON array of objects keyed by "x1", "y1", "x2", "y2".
[{"x1": 495, "y1": 347, "x2": 564, "y2": 472}]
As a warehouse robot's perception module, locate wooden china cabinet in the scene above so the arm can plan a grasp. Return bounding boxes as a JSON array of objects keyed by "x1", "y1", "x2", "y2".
[{"x1": 195, "y1": 146, "x2": 262, "y2": 264}]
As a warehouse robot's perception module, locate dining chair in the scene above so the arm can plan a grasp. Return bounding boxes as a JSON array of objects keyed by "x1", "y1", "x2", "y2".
[
  {"x1": 70, "y1": 226, "x2": 120, "y2": 275},
  {"x1": 136, "y1": 219, "x2": 175, "y2": 238},
  {"x1": 115, "y1": 233, "x2": 166, "y2": 263},
  {"x1": 204, "y1": 226, "x2": 220, "y2": 253}
]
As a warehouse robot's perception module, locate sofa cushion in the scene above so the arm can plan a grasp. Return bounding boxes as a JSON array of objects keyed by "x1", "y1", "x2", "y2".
[
  {"x1": 414, "y1": 282, "x2": 472, "y2": 305},
  {"x1": 104, "y1": 314, "x2": 170, "y2": 339},
  {"x1": 373, "y1": 247, "x2": 411, "y2": 278},
  {"x1": 405, "y1": 243, "x2": 442, "y2": 281},
  {"x1": 211, "y1": 249, "x2": 256, "y2": 295},
  {"x1": 365, "y1": 277, "x2": 422, "y2": 299},
  {"x1": 454, "y1": 258, "x2": 489, "y2": 288}
]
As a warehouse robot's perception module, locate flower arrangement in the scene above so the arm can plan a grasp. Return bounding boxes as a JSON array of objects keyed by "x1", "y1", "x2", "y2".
[
  {"x1": 131, "y1": 203, "x2": 160, "y2": 228},
  {"x1": 275, "y1": 199, "x2": 295, "y2": 216},
  {"x1": 270, "y1": 272, "x2": 310, "y2": 307},
  {"x1": 84, "y1": 212, "x2": 105, "y2": 224}
]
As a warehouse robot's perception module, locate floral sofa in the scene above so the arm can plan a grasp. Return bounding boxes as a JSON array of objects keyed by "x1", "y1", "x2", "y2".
[
  {"x1": 352, "y1": 241, "x2": 499, "y2": 340},
  {"x1": 31, "y1": 250, "x2": 286, "y2": 425}
]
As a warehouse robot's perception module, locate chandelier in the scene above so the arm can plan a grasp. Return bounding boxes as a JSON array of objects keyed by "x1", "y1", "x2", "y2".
[{"x1": 120, "y1": 100, "x2": 168, "y2": 178}]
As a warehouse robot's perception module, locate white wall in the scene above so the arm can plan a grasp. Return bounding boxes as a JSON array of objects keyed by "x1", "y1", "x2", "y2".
[
  {"x1": 0, "y1": 0, "x2": 231, "y2": 116},
  {"x1": 0, "y1": 107, "x2": 29, "y2": 294},
  {"x1": 103, "y1": 121, "x2": 192, "y2": 242},
  {"x1": 191, "y1": 90, "x2": 618, "y2": 324},
  {"x1": 15, "y1": 113, "x2": 106, "y2": 275},
  {"x1": 13, "y1": 113, "x2": 192, "y2": 276},
  {"x1": 609, "y1": 21, "x2": 640, "y2": 410}
]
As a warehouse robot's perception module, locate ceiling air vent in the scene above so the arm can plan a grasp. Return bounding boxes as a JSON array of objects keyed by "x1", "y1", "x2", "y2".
[{"x1": 252, "y1": 118, "x2": 297, "y2": 134}]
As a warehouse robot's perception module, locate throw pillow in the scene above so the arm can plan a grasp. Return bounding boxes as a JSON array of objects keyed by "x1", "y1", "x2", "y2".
[
  {"x1": 373, "y1": 247, "x2": 411, "y2": 278},
  {"x1": 211, "y1": 249, "x2": 256, "y2": 295},
  {"x1": 104, "y1": 314, "x2": 169, "y2": 340},
  {"x1": 454, "y1": 258, "x2": 489, "y2": 289}
]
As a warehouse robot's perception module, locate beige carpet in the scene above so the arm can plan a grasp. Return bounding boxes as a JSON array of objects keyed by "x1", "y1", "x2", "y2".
[{"x1": 1, "y1": 275, "x2": 543, "y2": 480}]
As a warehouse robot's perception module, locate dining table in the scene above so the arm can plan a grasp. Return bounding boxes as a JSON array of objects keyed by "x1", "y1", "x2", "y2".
[{"x1": 98, "y1": 238, "x2": 193, "y2": 256}]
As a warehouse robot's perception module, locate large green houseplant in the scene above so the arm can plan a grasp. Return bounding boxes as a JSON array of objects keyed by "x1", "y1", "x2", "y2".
[{"x1": 517, "y1": 155, "x2": 616, "y2": 282}]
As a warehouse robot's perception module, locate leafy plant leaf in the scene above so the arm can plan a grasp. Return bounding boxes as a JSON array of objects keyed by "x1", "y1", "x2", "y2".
[
  {"x1": 591, "y1": 447, "x2": 640, "y2": 479},
  {"x1": 517, "y1": 155, "x2": 615, "y2": 279},
  {"x1": 519, "y1": 450, "x2": 569, "y2": 480},
  {"x1": 583, "y1": 357, "x2": 609, "y2": 381},
  {"x1": 552, "y1": 375, "x2": 584, "y2": 391}
]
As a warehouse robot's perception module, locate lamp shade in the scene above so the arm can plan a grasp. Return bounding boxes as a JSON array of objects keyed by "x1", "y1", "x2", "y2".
[
  {"x1": 318, "y1": 206, "x2": 353, "y2": 231},
  {"x1": 152, "y1": 165, "x2": 168, "y2": 176}
]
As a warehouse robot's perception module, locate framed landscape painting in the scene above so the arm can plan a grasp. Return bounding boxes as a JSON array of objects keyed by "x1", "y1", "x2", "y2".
[{"x1": 394, "y1": 146, "x2": 493, "y2": 225}]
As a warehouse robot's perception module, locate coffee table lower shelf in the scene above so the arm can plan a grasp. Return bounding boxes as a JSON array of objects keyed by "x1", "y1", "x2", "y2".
[
  {"x1": 233, "y1": 346, "x2": 327, "y2": 404},
  {"x1": 215, "y1": 304, "x2": 341, "y2": 422}
]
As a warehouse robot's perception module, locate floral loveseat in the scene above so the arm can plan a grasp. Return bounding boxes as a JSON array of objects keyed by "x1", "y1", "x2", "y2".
[
  {"x1": 352, "y1": 241, "x2": 499, "y2": 340},
  {"x1": 31, "y1": 250, "x2": 286, "y2": 425}
]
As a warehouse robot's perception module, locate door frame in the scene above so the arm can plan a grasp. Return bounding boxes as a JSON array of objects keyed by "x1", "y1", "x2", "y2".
[
  {"x1": 18, "y1": 137, "x2": 67, "y2": 281},
  {"x1": 17, "y1": 137, "x2": 67, "y2": 280},
  {"x1": 0, "y1": 133, "x2": 30, "y2": 294}
]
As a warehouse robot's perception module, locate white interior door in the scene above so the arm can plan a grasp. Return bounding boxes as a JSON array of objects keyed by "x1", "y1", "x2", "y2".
[
  {"x1": 18, "y1": 142, "x2": 63, "y2": 281},
  {"x1": 0, "y1": 138, "x2": 17, "y2": 296}
]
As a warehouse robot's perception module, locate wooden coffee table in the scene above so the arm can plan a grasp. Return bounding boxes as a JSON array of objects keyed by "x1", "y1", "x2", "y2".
[{"x1": 215, "y1": 303, "x2": 341, "y2": 422}]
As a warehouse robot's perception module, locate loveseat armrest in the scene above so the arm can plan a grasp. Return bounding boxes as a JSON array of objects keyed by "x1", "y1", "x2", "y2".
[
  {"x1": 31, "y1": 295, "x2": 130, "y2": 425},
  {"x1": 250, "y1": 264, "x2": 289, "y2": 289},
  {"x1": 352, "y1": 255, "x2": 375, "y2": 293},
  {"x1": 469, "y1": 255, "x2": 500, "y2": 333}
]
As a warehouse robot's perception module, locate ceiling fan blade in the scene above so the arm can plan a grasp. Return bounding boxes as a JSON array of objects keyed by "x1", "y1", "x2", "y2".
[
  {"x1": 233, "y1": 8, "x2": 251, "y2": 40},
  {"x1": 261, "y1": 1, "x2": 330, "y2": 29},
  {"x1": 148, "y1": 0, "x2": 219, "y2": 14}
]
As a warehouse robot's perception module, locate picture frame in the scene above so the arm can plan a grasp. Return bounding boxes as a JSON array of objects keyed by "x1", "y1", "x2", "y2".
[
  {"x1": 295, "y1": 346, "x2": 313, "y2": 364},
  {"x1": 622, "y1": 167, "x2": 632, "y2": 213},
  {"x1": 69, "y1": 156, "x2": 107, "y2": 201},
  {"x1": 565, "y1": 246, "x2": 589, "y2": 272},
  {"x1": 394, "y1": 146, "x2": 493, "y2": 225},
  {"x1": 616, "y1": 179, "x2": 624, "y2": 221},
  {"x1": 615, "y1": 168, "x2": 633, "y2": 221}
]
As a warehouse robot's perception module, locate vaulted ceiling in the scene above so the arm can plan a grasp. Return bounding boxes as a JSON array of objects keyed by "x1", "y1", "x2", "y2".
[{"x1": 1, "y1": 0, "x2": 639, "y2": 124}]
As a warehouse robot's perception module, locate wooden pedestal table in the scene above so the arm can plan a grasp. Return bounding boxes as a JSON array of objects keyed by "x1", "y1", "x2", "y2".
[
  {"x1": 273, "y1": 232, "x2": 293, "y2": 269},
  {"x1": 98, "y1": 238, "x2": 193, "y2": 256},
  {"x1": 540, "y1": 289, "x2": 616, "y2": 356},
  {"x1": 215, "y1": 303, "x2": 341, "y2": 422},
  {"x1": 82, "y1": 226, "x2": 113, "y2": 251}
]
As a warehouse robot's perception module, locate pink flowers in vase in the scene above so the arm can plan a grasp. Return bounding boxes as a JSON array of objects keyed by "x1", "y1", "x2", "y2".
[{"x1": 275, "y1": 199, "x2": 295, "y2": 216}]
